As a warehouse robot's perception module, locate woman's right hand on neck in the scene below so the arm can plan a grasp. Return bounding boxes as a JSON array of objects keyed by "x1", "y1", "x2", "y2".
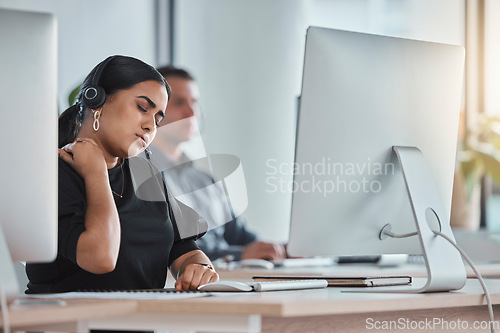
[{"x1": 59, "y1": 138, "x2": 107, "y2": 179}]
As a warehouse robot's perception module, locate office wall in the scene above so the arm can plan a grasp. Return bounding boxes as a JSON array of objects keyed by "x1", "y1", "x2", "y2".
[
  {"x1": 0, "y1": 0, "x2": 157, "y2": 110},
  {"x1": 174, "y1": 0, "x2": 465, "y2": 243},
  {"x1": 308, "y1": 0, "x2": 464, "y2": 45}
]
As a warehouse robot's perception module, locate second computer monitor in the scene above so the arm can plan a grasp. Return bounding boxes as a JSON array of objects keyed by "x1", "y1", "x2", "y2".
[{"x1": 0, "y1": 9, "x2": 58, "y2": 300}]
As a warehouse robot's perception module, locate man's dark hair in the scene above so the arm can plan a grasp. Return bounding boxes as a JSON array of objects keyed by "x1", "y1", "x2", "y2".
[{"x1": 156, "y1": 65, "x2": 195, "y2": 81}]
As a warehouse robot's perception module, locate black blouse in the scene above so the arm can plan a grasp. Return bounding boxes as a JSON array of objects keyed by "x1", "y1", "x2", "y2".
[{"x1": 26, "y1": 158, "x2": 198, "y2": 293}]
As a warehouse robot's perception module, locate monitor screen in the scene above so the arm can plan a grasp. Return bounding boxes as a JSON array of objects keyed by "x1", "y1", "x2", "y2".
[
  {"x1": 0, "y1": 8, "x2": 58, "y2": 299},
  {"x1": 288, "y1": 27, "x2": 464, "y2": 258}
]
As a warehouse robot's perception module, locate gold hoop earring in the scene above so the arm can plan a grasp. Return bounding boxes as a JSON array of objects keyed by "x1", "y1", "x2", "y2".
[{"x1": 93, "y1": 110, "x2": 101, "y2": 132}]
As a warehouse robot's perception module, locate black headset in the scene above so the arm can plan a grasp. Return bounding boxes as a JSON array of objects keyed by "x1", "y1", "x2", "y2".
[{"x1": 81, "y1": 56, "x2": 116, "y2": 109}]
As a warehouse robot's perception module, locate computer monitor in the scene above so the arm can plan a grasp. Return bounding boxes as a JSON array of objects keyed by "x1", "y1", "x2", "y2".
[
  {"x1": 287, "y1": 27, "x2": 466, "y2": 292},
  {"x1": 0, "y1": 9, "x2": 58, "y2": 301}
]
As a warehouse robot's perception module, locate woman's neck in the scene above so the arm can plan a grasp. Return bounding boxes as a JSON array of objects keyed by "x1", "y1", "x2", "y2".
[{"x1": 78, "y1": 126, "x2": 120, "y2": 169}]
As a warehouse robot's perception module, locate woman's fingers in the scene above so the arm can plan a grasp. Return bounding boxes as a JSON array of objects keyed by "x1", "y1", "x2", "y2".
[
  {"x1": 59, "y1": 138, "x2": 107, "y2": 179},
  {"x1": 175, "y1": 264, "x2": 219, "y2": 291},
  {"x1": 189, "y1": 266, "x2": 210, "y2": 289},
  {"x1": 76, "y1": 137, "x2": 99, "y2": 147},
  {"x1": 58, "y1": 148, "x2": 73, "y2": 164},
  {"x1": 208, "y1": 272, "x2": 219, "y2": 283},
  {"x1": 201, "y1": 268, "x2": 218, "y2": 285},
  {"x1": 61, "y1": 142, "x2": 75, "y2": 153},
  {"x1": 175, "y1": 268, "x2": 194, "y2": 291}
]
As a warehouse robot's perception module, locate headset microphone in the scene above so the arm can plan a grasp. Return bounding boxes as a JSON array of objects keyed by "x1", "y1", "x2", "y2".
[{"x1": 145, "y1": 147, "x2": 152, "y2": 161}]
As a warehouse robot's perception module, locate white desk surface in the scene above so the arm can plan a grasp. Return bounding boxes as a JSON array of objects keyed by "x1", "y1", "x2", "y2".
[
  {"x1": 1, "y1": 298, "x2": 136, "y2": 328},
  {"x1": 6, "y1": 273, "x2": 500, "y2": 332},
  {"x1": 135, "y1": 278, "x2": 498, "y2": 317},
  {"x1": 83, "y1": 278, "x2": 500, "y2": 333}
]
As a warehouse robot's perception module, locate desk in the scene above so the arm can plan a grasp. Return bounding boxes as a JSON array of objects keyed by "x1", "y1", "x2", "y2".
[
  {"x1": 1, "y1": 299, "x2": 136, "y2": 332},
  {"x1": 12, "y1": 278, "x2": 500, "y2": 333}
]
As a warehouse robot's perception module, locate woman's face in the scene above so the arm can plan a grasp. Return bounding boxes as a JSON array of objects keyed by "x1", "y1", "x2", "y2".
[{"x1": 96, "y1": 80, "x2": 168, "y2": 158}]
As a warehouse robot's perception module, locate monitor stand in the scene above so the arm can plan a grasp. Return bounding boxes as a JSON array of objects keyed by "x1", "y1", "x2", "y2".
[
  {"x1": 0, "y1": 227, "x2": 65, "y2": 308},
  {"x1": 350, "y1": 146, "x2": 467, "y2": 293}
]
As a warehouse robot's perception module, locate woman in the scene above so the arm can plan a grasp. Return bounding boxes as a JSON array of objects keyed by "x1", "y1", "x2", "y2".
[{"x1": 26, "y1": 55, "x2": 218, "y2": 293}]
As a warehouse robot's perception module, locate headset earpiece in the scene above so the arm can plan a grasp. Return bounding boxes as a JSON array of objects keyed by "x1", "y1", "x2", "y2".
[
  {"x1": 82, "y1": 85, "x2": 106, "y2": 108},
  {"x1": 81, "y1": 56, "x2": 115, "y2": 109}
]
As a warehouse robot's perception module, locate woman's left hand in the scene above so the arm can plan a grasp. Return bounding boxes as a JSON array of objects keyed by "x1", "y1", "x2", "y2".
[{"x1": 175, "y1": 263, "x2": 219, "y2": 291}]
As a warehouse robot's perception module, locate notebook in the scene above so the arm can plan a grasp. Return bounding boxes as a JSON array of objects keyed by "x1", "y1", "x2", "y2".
[{"x1": 252, "y1": 275, "x2": 412, "y2": 287}]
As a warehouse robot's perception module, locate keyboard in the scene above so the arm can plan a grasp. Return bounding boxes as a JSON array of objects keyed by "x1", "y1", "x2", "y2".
[
  {"x1": 407, "y1": 254, "x2": 425, "y2": 265},
  {"x1": 77, "y1": 288, "x2": 198, "y2": 293},
  {"x1": 28, "y1": 288, "x2": 208, "y2": 300},
  {"x1": 273, "y1": 257, "x2": 335, "y2": 268},
  {"x1": 197, "y1": 279, "x2": 328, "y2": 292}
]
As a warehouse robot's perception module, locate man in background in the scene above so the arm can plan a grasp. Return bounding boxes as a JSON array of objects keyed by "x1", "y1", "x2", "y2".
[{"x1": 150, "y1": 65, "x2": 286, "y2": 261}]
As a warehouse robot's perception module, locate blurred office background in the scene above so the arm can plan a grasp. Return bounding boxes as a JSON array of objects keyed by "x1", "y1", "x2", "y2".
[{"x1": 1, "y1": 0, "x2": 499, "y2": 242}]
